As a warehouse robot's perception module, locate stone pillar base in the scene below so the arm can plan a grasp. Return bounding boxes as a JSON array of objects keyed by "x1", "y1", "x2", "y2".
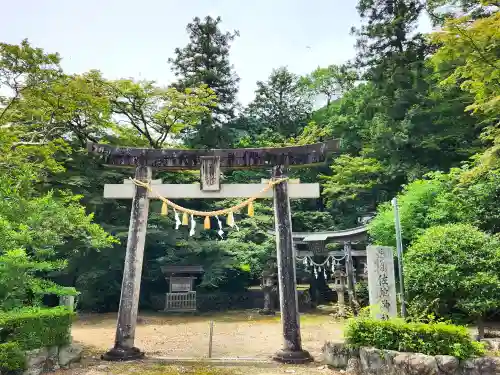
[
  {"x1": 259, "y1": 308, "x2": 276, "y2": 316},
  {"x1": 273, "y1": 349, "x2": 313, "y2": 364},
  {"x1": 101, "y1": 347, "x2": 145, "y2": 361}
]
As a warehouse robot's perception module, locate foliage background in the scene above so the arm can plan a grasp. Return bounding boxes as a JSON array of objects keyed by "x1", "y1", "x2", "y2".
[{"x1": 0, "y1": 1, "x2": 499, "y2": 314}]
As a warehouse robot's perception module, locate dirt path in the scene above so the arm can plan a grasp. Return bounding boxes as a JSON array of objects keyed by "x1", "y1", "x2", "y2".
[{"x1": 72, "y1": 311, "x2": 345, "y2": 360}]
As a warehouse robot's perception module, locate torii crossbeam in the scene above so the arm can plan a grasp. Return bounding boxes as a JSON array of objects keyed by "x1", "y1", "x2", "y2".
[{"x1": 88, "y1": 140, "x2": 340, "y2": 364}]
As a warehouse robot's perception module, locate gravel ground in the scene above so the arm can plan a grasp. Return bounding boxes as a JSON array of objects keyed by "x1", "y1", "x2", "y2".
[
  {"x1": 54, "y1": 361, "x2": 340, "y2": 375},
  {"x1": 71, "y1": 311, "x2": 345, "y2": 360}
]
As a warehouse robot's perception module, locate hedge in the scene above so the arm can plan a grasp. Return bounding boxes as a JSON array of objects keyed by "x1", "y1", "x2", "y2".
[
  {"x1": 0, "y1": 306, "x2": 74, "y2": 350},
  {"x1": 0, "y1": 342, "x2": 26, "y2": 373},
  {"x1": 344, "y1": 317, "x2": 485, "y2": 359}
]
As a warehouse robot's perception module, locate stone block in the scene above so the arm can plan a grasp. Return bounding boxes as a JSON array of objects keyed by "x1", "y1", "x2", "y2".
[
  {"x1": 392, "y1": 352, "x2": 412, "y2": 374},
  {"x1": 435, "y1": 355, "x2": 459, "y2": 375},
  {"x1": 406, "y1": 353, "x2": 439, "y2": 375},
  {"x1": 359, "y1": 347, "x2": 398, "y2": 375},
  {"x1": 58, "y1": 343, "x2": 83, "y2": 368},
  {"x1": 45, "y1": 346, "x2": 59, "y2": 371},
  {"x1": 331, "y1": 346, "x2": 500, "y2": 375},
  {"x1": 346, "y1": 357, "x2": 362, "y2": 375},
  {"x1": 460, "y1": 356, "x2": 500, "y2": 375},
  {"x1": 25, "y1": 348, "x2": 48, "y2": 368},
  {"x1": 322, "y1": 341, "x2": 358, "y2": 368},
  {"x1": 481, "y1": 338, "x2": 500, "y2": 351}
]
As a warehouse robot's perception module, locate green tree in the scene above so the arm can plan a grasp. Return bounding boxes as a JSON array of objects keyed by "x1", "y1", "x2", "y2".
[
  {"x1": 0, "y1": 39, "x2": 61, "y2": 125},
  {"x1": 430, "y1": 10, "x2": 500, "y2": 172},
  {"x1": 368, "y1": 172, "x2": 455, "y2": 246},
  {"x1": 322, "y1": 154, "x2": 391, "y2": 227},
  {"x1": 108, "y1": 79, "x2": 217, "y2": 148},
  {"x1": 0, "y1": 128, "x2": 116, "y2": 309},
  {"x1": 12, "y1": 70, "x2": 113, "y2": 147},
  {"x1": 247, "y1": 67, "x2": 312, "y2": 142},
  {"x1": 302, "y1": 64, "x2": 356, "y2": 106},
  {"x1": 169, "y1": 15, "x2": 240, "y2": 149},
  {"x1": 405, "y1": 224, "x2": 500, "y2": 335}
]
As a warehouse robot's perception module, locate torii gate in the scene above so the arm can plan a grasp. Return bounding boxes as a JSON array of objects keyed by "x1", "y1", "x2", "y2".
[{"x1": 87, "y1": 140, "x2": 340, "y2": 363}]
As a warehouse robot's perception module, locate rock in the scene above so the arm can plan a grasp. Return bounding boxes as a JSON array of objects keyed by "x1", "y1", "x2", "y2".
[
  {"x1": 45, "y1": 346, "x2": 59, "y2": 371},
  {"x1": 58, "y1": 343, "x2": 83, "y2": 368},
  {"x1": 435, "y1": 355, "x2": 459, "y2": 375},
  {"x1": 460, "y1": 359, "x2": 477, "y2": 375},
  {"x1": 460, "y1": 357, "x2": 500, "y2": 375},
  {"x1": 392, "y1": 352, "x2": 411, "y2": 374},
  {"x1": 407, "y1": 353, "x2": 439, "y2": 375},
  {"x1": 359, "y1": 347, "x2": 398, "y2": 375},
  {"x1": 322, "y1": 342, "x2": 359, "y2": 369},
  {"x1": 481, "y1": 339, "x2": 500, "y2": 351},
  {"x1": 24, "y1": 347, "x2": 48, "y2": 375},
  {"x1": 25, "y1": 348, "x2": 48, "y2": 368},
  {"x1": 346, "y1": 357, "x2": 362, "y2": 375}
]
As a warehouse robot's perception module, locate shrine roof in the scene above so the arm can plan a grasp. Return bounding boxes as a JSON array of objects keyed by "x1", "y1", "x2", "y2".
[
  {"x1": 291, "y1": 225, "x2": 368, "y2": 243},
  {"x1": 161, "y1": 265, "x2": 204, "y2": 274}
]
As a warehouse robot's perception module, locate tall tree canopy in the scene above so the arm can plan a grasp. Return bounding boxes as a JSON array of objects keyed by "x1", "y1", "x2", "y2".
[
  {"x1": 302, "y1": 64, "x2": 357, "y2": 106},
  {"x1": 169, "y1": 15, "x2": 240, "y2": 149},
  {"x1": 247, "y1": 67, "x2": 312, "y2": 143}
]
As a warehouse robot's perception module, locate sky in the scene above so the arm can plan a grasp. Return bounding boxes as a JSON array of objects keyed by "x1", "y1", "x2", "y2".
[{"x1": 1, "y1": 1, "x2": 433, "y2": 105}]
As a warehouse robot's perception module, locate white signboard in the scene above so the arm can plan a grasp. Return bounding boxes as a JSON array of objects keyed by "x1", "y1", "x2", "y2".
[
  {"x1": 170, "y1": 277, "x2": 192, "y2": 292},
  {"x1": 366, "y1": 246, "x2": 397, "y2": 319}
]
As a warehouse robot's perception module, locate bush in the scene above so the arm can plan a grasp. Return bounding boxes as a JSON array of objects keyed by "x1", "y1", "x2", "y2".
[
  {"x1": 355, "y1": 280, "x2": 369, "y2": 307},
  {"x1": 0, "y1": 306, "x2": 74, "y2": 350},
  {"x1": 0, "y1": 342, "x2": 26, "y2": 373},
  {"x1": 405, "y1": 224, "x2": 500, "y2": 321},
  {"x1": 345, "y1": 317, "x2": 485, "y2": 359}
]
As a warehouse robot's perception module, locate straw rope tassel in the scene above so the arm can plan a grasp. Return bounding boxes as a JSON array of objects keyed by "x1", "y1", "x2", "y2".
[
  {"x1": 129, "y1": 177, "x2": 288, "y2": 217},
  {"x1": 204, "y1": 216, "x2": 211, "y2": 230},
  {"x1": 227, "y1": 211, "x2": 234, "y2": 226},
  {"x1": 247, "y1": 201, "x2": 254, "y2": 217},
  {"x1": 161, "y1": 201, "x2": 168, "y2": 216}
]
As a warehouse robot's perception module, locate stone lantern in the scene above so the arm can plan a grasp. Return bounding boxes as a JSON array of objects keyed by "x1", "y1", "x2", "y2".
[
  {"x1": 332, "y1": 270, "x2": 347, "y2": 317},
  {"x1": 260, "y1": 260, "x2": 277, "y2": 315}
]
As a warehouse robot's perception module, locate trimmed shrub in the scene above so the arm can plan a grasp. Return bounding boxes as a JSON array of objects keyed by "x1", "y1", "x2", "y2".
[
  {"x1": 345, "y1": 317, "x2": 485, "y2": 359},
  {"x1": 0, "y1": 342, "x2": 26, "y2": 373},
  {"x1": 404, "y1": 224, "x2": 500, "y2": 322},
  {"x1": 0, "y1": 306, "x2": 74, "y2": 350}
]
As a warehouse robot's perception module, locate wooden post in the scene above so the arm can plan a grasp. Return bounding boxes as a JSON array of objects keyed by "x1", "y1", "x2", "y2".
[
  {"x1": 272, "y1": 166, "x2": 312, "y2": 364},
  {"x1": 208, "y1": 321, "x2": 214, "y2": 358},
  {"x1": 102, "y1": 166, "x2": 151, "y2": 361},
  {"x1": 344, "y1": 241, "x2": 358, "y2": 316}
]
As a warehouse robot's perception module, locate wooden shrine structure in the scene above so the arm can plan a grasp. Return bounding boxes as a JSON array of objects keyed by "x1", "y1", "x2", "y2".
[
  {"x1": 88, "y1": 139, "x2": 340, "y2": 364},
  {"x1": 161, "y1": 265, "x2": 204, "y2": 312},
  {"x1": 293, "y1": 226, "x2": 369, "y2": 311},
  {"x1": 263, "y1": 225, "x2": 369, "y2": 312},
  {"x1": 293, "y1": 225, "x2": 369, "y2": 279}
]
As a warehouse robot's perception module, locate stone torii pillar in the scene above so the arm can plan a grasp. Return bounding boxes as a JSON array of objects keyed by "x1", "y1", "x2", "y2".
[
  {"x1": 102, "y1": 166, "x2": 151, "y2": 360},
  {"x1": 272, "y1": 165, "x2": 311, "y2": 363},
  {"x1": 87, "y1": 140, "x2": 340, "y2": 362}
]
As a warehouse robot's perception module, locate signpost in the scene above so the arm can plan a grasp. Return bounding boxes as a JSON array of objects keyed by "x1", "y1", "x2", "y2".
[{"x1": 366, "y1": 245, "x2": 398, "y2": 319}]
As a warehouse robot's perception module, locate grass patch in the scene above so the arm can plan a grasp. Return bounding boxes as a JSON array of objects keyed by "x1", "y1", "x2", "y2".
[{"x1": 104, "y1": 362, "x2": 240, "y2": 375}]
